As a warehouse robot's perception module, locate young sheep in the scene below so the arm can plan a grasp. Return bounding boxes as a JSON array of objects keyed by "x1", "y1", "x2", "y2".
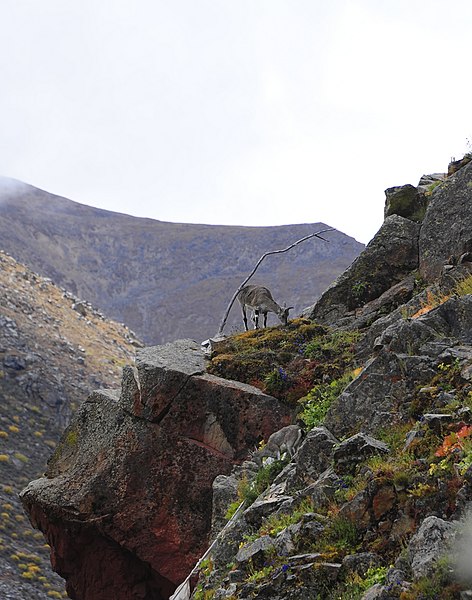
[
  {"x1": 252, "y1": 425, "x2": 303, "y2": 466},
  {"x1": 237, "y1": 285, "x2": 293, "y2": 331}
]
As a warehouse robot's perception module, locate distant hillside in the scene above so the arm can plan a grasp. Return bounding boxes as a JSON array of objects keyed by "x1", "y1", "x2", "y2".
[
  {"x1": 0, "y1": 178, "x2": 364, "y2": 344},
  {"x1": 0, "y1": 250, "x2": 141, "y2": 599}
]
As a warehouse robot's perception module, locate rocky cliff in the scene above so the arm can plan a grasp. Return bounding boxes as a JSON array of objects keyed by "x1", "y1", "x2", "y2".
[
  {"x1": 20, "y1": 156, "x2": 472, "y2": 599},
  {"x1": 21, "y1": 341, "x2": 293, "y2": 600},
  {"x1": 0, "y1": 177, "x2": 363, "y2": 345}
]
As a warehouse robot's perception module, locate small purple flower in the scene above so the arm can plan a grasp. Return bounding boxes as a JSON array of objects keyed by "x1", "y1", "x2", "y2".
[{"x1": 278, "y1": 367, "x2": 288, "y2": 382}]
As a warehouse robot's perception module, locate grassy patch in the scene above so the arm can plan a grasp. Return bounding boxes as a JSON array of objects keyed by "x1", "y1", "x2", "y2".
[
  {"x1": 208, "y1": 320, "x2": 360, "y2": 405},
  {"x1": 455, "y1": 274, "x2": 472, "y2": 296},
  {"x1": 298, "y1": 370, "x2": 357, "y2": 429}
]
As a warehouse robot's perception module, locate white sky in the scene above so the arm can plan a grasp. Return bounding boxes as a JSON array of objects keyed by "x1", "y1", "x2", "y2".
[{"x1": 1, "y1": 1, "x2": 471, "y2": 244}]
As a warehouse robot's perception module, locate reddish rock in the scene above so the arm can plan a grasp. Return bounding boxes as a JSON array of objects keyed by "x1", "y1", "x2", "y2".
[
  {"x1": 21, "y1": 340, "x2": 292, "y2": 600},
  {"x1": 372, "y1": 485, "x2": 396, "y2": 520},
  {"x1": 339, "y1": 490, "x2": 371, "y2": 530}
]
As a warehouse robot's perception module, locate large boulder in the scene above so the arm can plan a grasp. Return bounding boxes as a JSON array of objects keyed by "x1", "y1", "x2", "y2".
[
  {"x1": 20, "y1": 340, "x2": 292, "y2": 600},
  {"x1": 384, "y1": 184, "x2": 427, "y2": 222},
  {"x1": 407, "y1": 516, "x2": 456, "y2": 579},
  {"x1": 419, "y1": 159, "x2": 472, "y2": 281},
  {"x1": 305, "y1": 215, "x2": 420, "y2": 326},
  {"x1": 324, "y1": 349, "x2": 436, "y2": 438}
]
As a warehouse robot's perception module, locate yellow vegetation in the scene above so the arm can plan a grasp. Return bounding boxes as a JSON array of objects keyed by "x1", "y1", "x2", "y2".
[
  {"x1": 456, "y1": 274, "x2": 472, "y2": 296},
  {"x1": 410, "y1": 289, "x2": 450, "y2": 319}
]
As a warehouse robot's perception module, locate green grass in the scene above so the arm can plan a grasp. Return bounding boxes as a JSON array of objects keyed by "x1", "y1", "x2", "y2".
[{"x1": 298, "y1": 370, "x2": 356, "y2": 429}]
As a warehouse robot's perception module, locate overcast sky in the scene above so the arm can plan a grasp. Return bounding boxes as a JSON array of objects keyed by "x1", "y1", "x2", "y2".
[{"x1": 1, "y1": 1, "x2": 471, "y2": 244}]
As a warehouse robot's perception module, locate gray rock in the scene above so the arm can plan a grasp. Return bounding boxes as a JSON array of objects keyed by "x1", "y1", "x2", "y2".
[
  {"x1": 3, "y1": 354, "x2": 26, "y2": 370},
  {"x1": 334, "y1": 433, "x2": 389, "y2": 474},
  {"x1": 211, "y1": 515, "x2": 249, "y2": 570},
  {"x1": 420, "y1": 160, "x2": 472, "y2": 281},
  {"x1": 407, "y1": 515, "x2": 456, "y2": 579},
  {"x1": 384, "y1": 184, "x2": 426, "y2": 222},
  {"x1": 72, "y1": 301, "x2": 87, "y2": 316},
  {"x1": 244, "y1": 494, "x2": 294, "y2": 528},
  {"x1": 236, "y1": 535, "x2": 274, "y2": 564},
  {"x1": 213, "y1": 584, "x2": 238, "y2": 599},
  {"x1": 403, "y1": 428, "x2": 424, "y2": 451},
  {"x1": 135, "y1": 339, "x2": 205, "y2": 419},
  {"x1": 211, "y1": 473, "x2": 239, "y2": 537},
  {"x1": 285, "y1": 426, "x2": 339, "y2": 488},
  {"x1": 361, "y1": 583, "x2": 384, "y2": 600},
  {"x1": 373, "y1": 315, "x2": 440, "y2": 355},
  {"x1": 352, "y1": 275, "x2": 416, "y2": 329},
  {"x1": 417, "y1": 172, "x2": 446, "y2": 195},
  {"x1": 341, "y1": 552, "x2": 381, "y2": 577},
  {"x1": 305, "y1": 215, "x2": 420, "y2": 325},
  {"x1": 325, "y1": 346, "x2": 438, "y2": 438},
  {"x1": 421, "y1": 413, "x2": 453, "y2": 433},
  {"x1": 418, "y1": 296, "x2": 472, "y2": 344},
  {"x1": 274, "y1": 523, "x2": 301, "y2": 556},
  {"x1": 300, "y1": 468, "x2": 344, "y2": 507}
]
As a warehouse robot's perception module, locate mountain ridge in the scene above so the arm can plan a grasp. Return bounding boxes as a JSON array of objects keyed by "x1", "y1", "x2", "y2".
[{"x1": 0, "y1": 177, "x2": 364, "y2": 344}]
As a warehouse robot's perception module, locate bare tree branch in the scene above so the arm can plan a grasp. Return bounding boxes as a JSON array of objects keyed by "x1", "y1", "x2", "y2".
[{"x1": 216, "y1": 228, "x2": 335, "y2": 336}]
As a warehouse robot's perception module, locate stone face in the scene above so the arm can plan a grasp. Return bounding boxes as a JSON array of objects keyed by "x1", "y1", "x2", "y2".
[
  {"x1": 352, "y1": 275, "x2": 416, "y2": 328},
  {"x1": 306, "y1": 215, "x2": 420, "y2": 326},
  {"x1": 384, "y1": 184, "x2": 427, "y2": 222},
  {"x1": 326, "y1": 296, "x2": 472, "y2": 438},
  {"x1": 333, "y1": 433, "x2": 389, "y2": 475},
  {"x1": 236, "y1": 535, "x2": 274, "y2": 564},
  {"x1": 325, "y1": 350, "x2": 436, "y2": 437},
  {"x1": 21, "y1": 340, "x2": 292, "y2": 600},
  {"x1": 341, "y1": 552, "x2": 381, "y2": 577},
  {"x1": 418, "y1": 296, "x2": 472, "y2": 343},
  {"x1": 407, "y1": 516, "x2": 456, "y2": 579},
  {"x1": 211, "y1": 474, "x2": 239, "y2": 538},
  {"x1": 419, "y1": 159, "x2": 472, "y2": 281},
  {"x1": 133, "y1": 339, "x2": 206, "y2": 421},
  {"x1": 286, "y1": 427, "x2": 339, "y2": 487},
  {"x1": 417, "y1": 172, "x2": 445, "y2": 195}
]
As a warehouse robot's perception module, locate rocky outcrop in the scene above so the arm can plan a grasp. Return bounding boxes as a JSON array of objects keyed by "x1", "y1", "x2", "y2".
[
  {"x1": 21, "y1": 340, "x2": 292, "y2": 600},
  {"x1": 187, "y1": 157, "x2": 472, "y2": 600},
  {"x1": 407, "y1": 516, "x2": 456, "y2": 579},
  {"x1": 384, "y1": 184, "x2": 427, "y2": 222},
  {"x1": 305, "y1": 215, "x2": 420, "y2": 326},
  {"x1": 325, "y1": 295, "x2": 472, "y2": 437},
  {"x1": 17, "y1": 155, "x2": 472, "y2": 600},
  {"x1": 305, "y1": 160, "x2": 472, "y2": 331},
  {"x1": 419, "y1": 160, "x2": 472, "y2": 281}
]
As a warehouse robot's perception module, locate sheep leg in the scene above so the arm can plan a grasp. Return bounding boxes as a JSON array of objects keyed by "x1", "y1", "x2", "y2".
[{"x1": 242, "y1": 306, "x2": 249, "y2": 331}]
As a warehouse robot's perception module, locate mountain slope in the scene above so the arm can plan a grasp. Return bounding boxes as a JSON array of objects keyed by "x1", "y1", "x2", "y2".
[
  {"x1": 0, "y1": 250, "x2": 141, "y2": 599},
  {"x1": 0, "y1": 178, "x2": 363, "y2": 344},
  {"x1": 18, "y1": 157, "x2": 472, "y2": 599}
]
